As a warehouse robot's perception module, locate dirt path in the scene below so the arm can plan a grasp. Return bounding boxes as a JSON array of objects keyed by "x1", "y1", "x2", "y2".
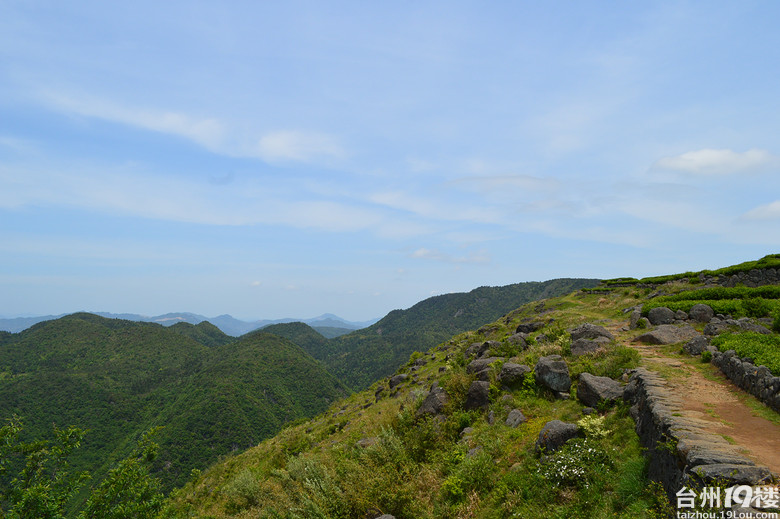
[{"x1": 612, "y1": 323, "x2": 780, "y2": 475}]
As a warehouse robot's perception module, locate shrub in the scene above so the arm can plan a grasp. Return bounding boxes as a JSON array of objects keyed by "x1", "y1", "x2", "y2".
[
  {"x1": 742, "y1": 297, "x2": 772, "y2": 318},
  {"x1": 538, "y1": 437, "x2": 612, "y2": 489},
  {"x1": 711, "y1": 332, "x2": 780, "y2": 375},
  {"x1": 701, "y1": 350, "x2": 712, "y2": 363},
  {"x1": 577, "y1": 415, "x2": 610, "y2": 439}
]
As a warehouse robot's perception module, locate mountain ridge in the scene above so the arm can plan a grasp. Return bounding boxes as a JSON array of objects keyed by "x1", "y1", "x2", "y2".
[{"x1": 0, "y1": 311, "x2": 378, "y2": 336}]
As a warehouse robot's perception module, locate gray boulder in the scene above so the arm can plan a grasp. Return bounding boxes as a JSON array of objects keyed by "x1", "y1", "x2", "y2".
[
  {"x1": 647, "y1": 307, "x2": 676, "y2": 325},
  {"x1": 506, "y1": 333, "x2": 529, "y2": 349},
  {"x1": 703, "y1": 321, "x2": 731, "y2": 336},
  {"x1": 571, "y1": 338, "x2": 600, "y2": 356},
  {"x1": 689, "y1": 303, "x2": 715, "y2": 323},
  {"x1": 464, "y1": 381, "x2": 491, "y2": 410},
  {"x1": 389, "y1": 374, "x2": 408, "y2": 388},
  {"x1": 505, "y1": 409, "x2": 527, "y2": 428},
  {"x1": 465, "y1": 341, "x2": 491, "y2": 358},
  {"x1": 577, "y1": 372, "x2": 623, "y2": 407},
  {"x1": 570, "y1": 323, "x2": 614, "y2": 342},
  {"x1": 466, "y1": 357, "x2": 502, "y2": 374},
  {"x1": 416, "y1": 387, "x2": 449, "y2": 417},
  {"x1": 497, "y1": 362, "x2": 531, "y2": 387},
  {"x1": 683, "y1": 335, "x2": 710, "y2": 356},
  {"x1": 536, "y1": 420, "x2": 580, "y2": 453},
  {"x1": 635, "y1": 324, "x2": 700, "y2": 345},
  {"x1": 534, "y1": 355, "x2": 571, "y2": 393},
  {"x1": 629, "y1": 309, "x2": 642, "y2": 329},
  {"x1": 736, "y1": 318, "x2": 771, "y2": 335},
  {"x1": 516, "y1": 322, "x2": 544, "y2": 334}
]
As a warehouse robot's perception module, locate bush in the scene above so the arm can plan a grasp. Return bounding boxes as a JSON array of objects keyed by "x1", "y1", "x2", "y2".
[
  {"x1": 701, "y1": 350, "x2": 712, "y2": 363},
  {"x1": 742, "y1": 297, "x2": 772, "y2": 318},
  {"x1": 538, "y1": 438, "x2": 612, "y2": 489},
  {"x1": 711, "y1": 332, "x2": 780, "y2": 375}
]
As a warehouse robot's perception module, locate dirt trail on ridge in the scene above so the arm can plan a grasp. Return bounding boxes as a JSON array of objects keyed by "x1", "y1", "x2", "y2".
[{"x1": 608, "y1": 321, "x2": 780, "y2": 475}]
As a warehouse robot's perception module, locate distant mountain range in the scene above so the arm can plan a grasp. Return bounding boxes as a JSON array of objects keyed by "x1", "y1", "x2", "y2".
[{"x1": 0, "y1": 311, "x2": 378, "y2": 336}]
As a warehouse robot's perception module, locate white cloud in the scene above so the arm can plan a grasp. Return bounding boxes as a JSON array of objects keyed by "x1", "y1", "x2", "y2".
[
  {"x1": 654, "y1": 148, "x2": 774, "y2": 176},
  {"x1": 41, "y1": 92, "x2": 227, "y2": 151},
  {"x1": 254, "y1": 130, "x2": 345, "y2": 163},
  {"x1": 38, "y1": 91, "x2": 345, "y2": 164},
  {"x1": 0, "y1": 161, "x2": 382, "y2": 233},
  {"x1": 741, "y1": 200, "x2": 780, "y2": 221}
]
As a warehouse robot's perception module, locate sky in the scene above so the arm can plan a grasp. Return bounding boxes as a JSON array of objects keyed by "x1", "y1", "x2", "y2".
[{"x1": 1, "y1": 1, "x2": 779, "y2": 321}]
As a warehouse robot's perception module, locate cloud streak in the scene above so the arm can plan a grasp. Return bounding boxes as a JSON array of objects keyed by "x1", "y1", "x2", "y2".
[
  {"x1": 654, "y1": 148, "x2": 774, "y2": 176},
  {"x1": 38, "y1": 91, "x2": 346, "y2": 165}
]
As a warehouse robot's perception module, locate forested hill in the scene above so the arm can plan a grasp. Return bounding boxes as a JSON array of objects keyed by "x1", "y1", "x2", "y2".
[
  {"x1": 322, "y1": 278, "x2": 600, "y2": 390},
  {"x1": 0, "y1": 313, "x2": 349, "y2": 494}
]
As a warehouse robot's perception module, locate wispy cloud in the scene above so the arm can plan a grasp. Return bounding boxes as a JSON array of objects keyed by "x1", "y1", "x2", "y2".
[
  {"x1": 410, "y1": 247, "x2": 490, "y2": 264},
  {"x1": 38, "y1": 91, "x2": 346, "y2": 164},
  {"x1": 449, "y1": 174, "x2": 558, "y2": 193},
  {"x1": 255, "y1": 130, "x2": 345, "y2": 163},
  {"x1": 653, "y1": 148, "x2": 774, "y2": 176},
  {"x1": 741, "y1": 200, "x2": 780, "y2": 221},
  {"x1": 41, "y1": 91, "x2": 227, "y2": 151},
  {"x1": 0, "y1": 161, "x2": 382, "y2": 232}
]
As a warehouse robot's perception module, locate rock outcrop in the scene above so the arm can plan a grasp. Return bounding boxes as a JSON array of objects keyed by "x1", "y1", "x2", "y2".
[
  {"x1": 464, "y1": 381, "x2": 491, "y2": 411},
  {"x1": 534, "y1": 355, "x2": 571, "y2": 394},
  {"x1": 536, "y1": 420, "x2": 580, "y2": 453},
  {"x1": 497, "y1": 362, "x2": 531, "y2": 387},
  {"x1": 576, "y1": 372, "x2": 623, "y2": 407},
  {"x1": 634, "y1": 324, "x2": 700, "y2": 345}
]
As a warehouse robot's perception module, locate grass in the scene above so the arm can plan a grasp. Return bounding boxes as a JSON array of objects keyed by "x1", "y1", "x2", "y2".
[{"x1": 163, "y1": 291, "x2": 664, "y2": 519}]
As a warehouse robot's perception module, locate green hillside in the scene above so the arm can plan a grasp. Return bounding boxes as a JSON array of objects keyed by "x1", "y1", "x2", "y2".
[
  {"x1": 163, "y1": 259, "x2": 780, "y2": 518},
  {"x1": 0, "y1": 314, "x2": 349, "y2": 497},
  {"x1": 262, "y1": 322, "x2": 331, "y2": 359},
  {"x1": 168, "y1": 320, "x2": 236, "y2": 347},
  {"x1": 164, "y1": 285, "x2": 654, "y2": 518},
  {"x1": 323, "y1": 278, "x2": 600, "y2": 390}
]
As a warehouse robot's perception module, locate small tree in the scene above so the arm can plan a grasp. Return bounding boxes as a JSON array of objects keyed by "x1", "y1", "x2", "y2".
[
  {"x1": 79, "y1": 428, "x2": 164, "y2": 519},
  {"x1": 0, "y1": 417, "x2": 164, "y2": 519}
]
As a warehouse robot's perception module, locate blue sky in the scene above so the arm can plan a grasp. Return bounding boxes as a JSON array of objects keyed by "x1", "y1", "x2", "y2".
[{"x1": 1, "y1": 1, "x2": 779, "y2": 321}]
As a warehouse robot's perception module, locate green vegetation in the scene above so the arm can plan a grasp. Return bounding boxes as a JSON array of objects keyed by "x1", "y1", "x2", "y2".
[
  {"x1": 324, "y1": 278, "x2": 600, "y2": 390},
  {"x1": 641, "y1": 286, "x2": 780, "y2": 318},
  {"x1": 711, "y1": 332, "x2": 780, "y2": 375},
  {"x1": 261, "y1": 322, "x2": 331, "y2": 359},
  {"x1": 164, "y1": 287, "x2": 661, "y2": 518},
  {"x1": 0, "y1": 314, "x2": 348, "y2": 499},
  {"x1": 605, "y1": 253, "x2": 780, "y2": 286},
  {"x1": 168, "y1": 321, "x2": 235, "y2": 347},
  {"x1": 3, "y1": 255, "x2": 778, "y2": 517},
  {"x1": 0, "y1": 418, "x2": 163, "y2": 518}
]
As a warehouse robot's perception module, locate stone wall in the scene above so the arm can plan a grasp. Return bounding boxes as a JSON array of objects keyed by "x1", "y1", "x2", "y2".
[
  {"x1": 702, "y1": 267, "x2": 780, "y2": 288},
  {"x1": 624, "y1": 368, "x2": 774, "y2": 506},
  {"x1": 711, "y1": 350, "x2": 780, "y2": 413}
]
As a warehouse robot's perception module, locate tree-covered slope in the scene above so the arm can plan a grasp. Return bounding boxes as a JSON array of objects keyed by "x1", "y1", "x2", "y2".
[
  {"x1": 0, "y1": 313, "x2": 348, "y2": 493},
  {"x1": 169, "y1": 320, "x2": 235, "y2": 347},
  {"x1": 262, "y1": 322, "x2": 331, "y2": 359},
  {"x1": 324, "y1": 278, "x2": 600, "y2": 390}
]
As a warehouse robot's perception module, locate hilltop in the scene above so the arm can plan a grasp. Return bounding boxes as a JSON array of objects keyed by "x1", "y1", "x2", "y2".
[
  {"x1": 322, "y1": 278, "x2": 600, "y2": 390},
  {"x1": 164, "y1": 255, "x2": 780, "y2": 518}
]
